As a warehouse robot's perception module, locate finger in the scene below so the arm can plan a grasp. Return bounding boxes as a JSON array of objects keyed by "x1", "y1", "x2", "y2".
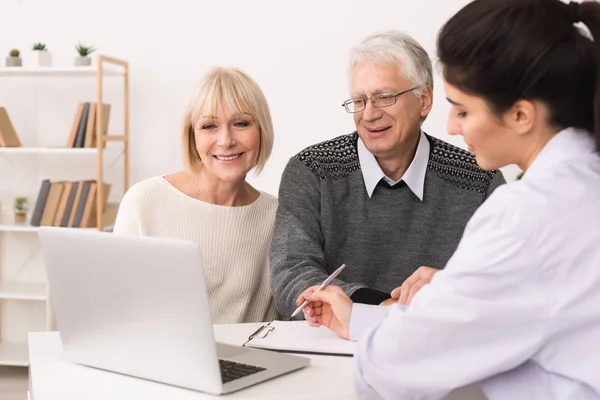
[
  {"x1": 404, "y1": 269, "x2": 425, "y2": 286},
  {"x1": 307, "y1": 300, "x2": 322, "y2": 310},
  {"x1": 303, "y1": 309, "x2": 318, "y2": 324},
  {"x1": 303, "y1": 298, "x2": 322, "y2": 315},
  {"x1": 407, "y1": 280, "x2": 426, "y2": 305},
  {"x1": 305, "y1": 289, "x2": 342, "y2": 306},
  {"x1": 390, "y1": 286, "x2": 402, "y2": 299},
  {"x1": 312, "y1": 304, "x2": 323, "y2": 317},
  {"x1": 296, "y1": 286, "x2": 319, "y2": 306},
  {"x1": 398, "y1": 282, "x2": 411, "y2": 305},
  {"x1": 323, "y1": 285, "x2": 346, "y2": 295},
  {"x1": 398, "y1": 269, "x2": 425, "y2": 304},
  {"x1": 303, "y1": 307, "x2": 322, "y2": 325},
  {"x1": 303, "y1": 305, "x2": 313, "y2": 317},
  {"x1": 423, "y1": 267, "x2": 438, "y2": 282},
  {"x1": 305, "y1": 311, "x2": 320, "y2": 327}
]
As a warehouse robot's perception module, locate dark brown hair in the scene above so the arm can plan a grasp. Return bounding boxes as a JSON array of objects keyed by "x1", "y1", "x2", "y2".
[{"x1": 437, "y1": 0, "x2": 600, "y2": 147}]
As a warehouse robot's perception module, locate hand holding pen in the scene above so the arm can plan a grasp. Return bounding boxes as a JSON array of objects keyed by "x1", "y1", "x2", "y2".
[
  {"x1": 291, "y1": 264, "x2": 347, "y2": 318},
  {"x1": 293, "y1": 264, "x2": 353, "y2": 340}
]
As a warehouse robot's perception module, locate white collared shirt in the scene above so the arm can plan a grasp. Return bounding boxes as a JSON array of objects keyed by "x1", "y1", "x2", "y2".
[
  {"x1": 358, "y1": 130, "x2": 430, "y2": 200},
  {"x1": 349, "y1": 127, "x2": 600, "y2": 400}
]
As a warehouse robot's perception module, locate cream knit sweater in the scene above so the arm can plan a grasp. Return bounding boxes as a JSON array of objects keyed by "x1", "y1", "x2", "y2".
[{"x1": 112, "y1": 176, "x2": 278, "y2": 324}]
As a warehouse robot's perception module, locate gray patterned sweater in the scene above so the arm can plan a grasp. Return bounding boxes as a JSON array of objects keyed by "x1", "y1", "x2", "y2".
[{"x1": 269, "y1": 132, "x2": 506, "y2": 317}]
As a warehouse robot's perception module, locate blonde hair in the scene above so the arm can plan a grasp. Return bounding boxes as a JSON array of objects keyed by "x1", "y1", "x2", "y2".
[{"x1": 181, "y1": 66, "x2": 274, "y2": 175}]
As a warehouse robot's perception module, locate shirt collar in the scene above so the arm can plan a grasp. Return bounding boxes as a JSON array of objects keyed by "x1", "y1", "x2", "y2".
[
  {"x1": 358, "y1": 130, "x2": 430, "y2": 200},
  {"x1": 522, "y1": 127, "x2": 595, "y2": 181}
]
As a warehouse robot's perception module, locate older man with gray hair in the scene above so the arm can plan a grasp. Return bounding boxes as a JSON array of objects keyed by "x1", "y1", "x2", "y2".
[{"x1": 270, "y1": 30, "x2": 505, "y2": 317}]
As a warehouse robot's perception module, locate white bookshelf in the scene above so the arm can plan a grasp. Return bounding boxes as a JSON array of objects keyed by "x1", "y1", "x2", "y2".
[
  {"x1": 0, "y1": 147, "x2": 98, "y2": 155},
  {"x1": 0, "y1": 66, "x2": 123, "y2": 77},
  {"x1": 0, "y1": 54, "x2": 129, "y2": 366},
  {"x1": 0, "y1": 222, "x2": 113, "y2": 233},
  {"x1": 0, "y1": 281, "x2": 47, "y2": 301},
  {"x1": 0, "y1": 342, "x2": 29, "y2": 367},
  {"x1": 0, "y1": 145, "x2": 123, "y2": 161},
  {"x1": 0, "y1": 223, "x2": 40, "y2": 233}
]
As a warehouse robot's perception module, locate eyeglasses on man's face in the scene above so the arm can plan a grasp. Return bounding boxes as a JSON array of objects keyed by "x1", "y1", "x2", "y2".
[{"x1": 341, "y1": 86, "x2": 422, "y2": 113}]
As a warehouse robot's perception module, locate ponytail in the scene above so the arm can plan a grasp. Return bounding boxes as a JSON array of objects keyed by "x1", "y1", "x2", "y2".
[{"x1": 579, "y1": 1, "x2": 600, "y2": 149}]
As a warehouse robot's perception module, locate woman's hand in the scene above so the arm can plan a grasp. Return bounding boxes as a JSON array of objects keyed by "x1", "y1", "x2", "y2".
[
  {"x1": 296, "y1": 285, "x2": 353, "y2": 339},
  {"x1": 391, "y1": 266, "x2": 439, "y2": 305}
]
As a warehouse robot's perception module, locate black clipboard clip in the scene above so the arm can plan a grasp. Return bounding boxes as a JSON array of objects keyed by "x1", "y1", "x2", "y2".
[{"x1": 242, "y1": 321, "x2": 275, "y2": 347}]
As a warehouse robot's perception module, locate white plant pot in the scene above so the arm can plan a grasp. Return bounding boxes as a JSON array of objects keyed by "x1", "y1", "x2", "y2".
[
  {"x1": 35, "y1": 50, "x2": 52, "y2": 67},
  {"x1": 6, "y1": 57, "x2": 22, "y2": 67},
  {"x1": 74, "y1": 56, "x2": 92, "y2": 66}
]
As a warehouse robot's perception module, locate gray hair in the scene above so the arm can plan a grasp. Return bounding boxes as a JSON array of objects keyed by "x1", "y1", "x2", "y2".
[{"x1": 348, "y1": 30, "x2": 433, "y2": 98}]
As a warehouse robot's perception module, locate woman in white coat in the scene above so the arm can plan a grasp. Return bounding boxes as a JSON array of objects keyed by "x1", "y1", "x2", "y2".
[{"x1": 298, "y1": 0, "x2": 600, "y2": 399}]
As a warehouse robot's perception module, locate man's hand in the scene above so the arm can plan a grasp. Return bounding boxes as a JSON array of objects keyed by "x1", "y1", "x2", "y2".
[
  {"x1": 296, "y1": 285, "x2": 352, "y2": 339},
  {"x1": 391, "y1": 266, "x2": 439, "y2": 305},
  {"x1": 379, "y1": 298, "x2": 397, "y2": 306}
]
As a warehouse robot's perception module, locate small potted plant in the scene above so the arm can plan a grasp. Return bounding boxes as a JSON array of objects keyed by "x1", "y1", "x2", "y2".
[
  {"x1": 32, "y1": 42, "x2": 52, "y2": 67},
  {"x1": 74, "y1": 42, "x2": 96, "y2": 66},
  {"x1": 6, "y1": 49, "x2": 22, "y2": 67},
  {"x1": 14, "y1": 197, "x2": 28, "y2": 223}
]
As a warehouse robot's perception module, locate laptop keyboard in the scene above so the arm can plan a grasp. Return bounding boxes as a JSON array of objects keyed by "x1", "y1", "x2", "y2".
[{"x1": 219, "y1": 359, "x2": 266, "y2": 383}]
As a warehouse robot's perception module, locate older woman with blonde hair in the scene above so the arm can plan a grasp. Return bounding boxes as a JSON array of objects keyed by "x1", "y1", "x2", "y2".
[{"x1": 112, "y1": 66, "x2": 278, "y2": 324}]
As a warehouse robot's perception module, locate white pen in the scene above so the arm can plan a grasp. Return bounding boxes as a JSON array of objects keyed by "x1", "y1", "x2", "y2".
[{"x1": 291, "y1": 263, "x2": 347, "y2": 318}]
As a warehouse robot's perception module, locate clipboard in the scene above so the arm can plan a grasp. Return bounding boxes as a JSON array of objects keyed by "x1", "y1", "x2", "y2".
[{"x1": 243, "y1": 320, "x2": 355, "y2": 357}]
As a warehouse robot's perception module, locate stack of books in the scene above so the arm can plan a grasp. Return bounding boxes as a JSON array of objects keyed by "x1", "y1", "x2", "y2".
[
  {"x1": 30, "y1": 179, "x2": 112, "y2": 228},
  {"x1": 66, "y1": 102, "x2": 111, "y2": 148}
]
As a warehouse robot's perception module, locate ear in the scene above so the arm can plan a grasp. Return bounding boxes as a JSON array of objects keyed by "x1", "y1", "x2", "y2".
[
  {"x1": 504, "y1": 99, "x2": 535, "y2": 135},
  {"x1": 419, "y1": 85, "x2": 434, "y2": 118}
]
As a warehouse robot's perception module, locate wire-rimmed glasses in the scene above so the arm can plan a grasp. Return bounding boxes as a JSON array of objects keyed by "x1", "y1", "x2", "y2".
[{"x1": 342, "y1": 86, "x2": 422, "y2": 113}]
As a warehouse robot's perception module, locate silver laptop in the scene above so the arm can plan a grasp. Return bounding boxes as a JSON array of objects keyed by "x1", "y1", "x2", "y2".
[{"x1": 38, "y1": 226, "x2": 310, "y2": 395}]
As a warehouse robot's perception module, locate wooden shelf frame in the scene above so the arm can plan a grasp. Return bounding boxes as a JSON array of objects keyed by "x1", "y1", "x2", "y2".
[{"x1": 95, "y1": 55, "x2": 130, "y2": 230}]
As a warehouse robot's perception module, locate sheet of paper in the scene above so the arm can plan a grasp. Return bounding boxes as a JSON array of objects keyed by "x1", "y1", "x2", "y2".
[{"x1": 246, "y1": 320, "x2": 355, "y2": 356}]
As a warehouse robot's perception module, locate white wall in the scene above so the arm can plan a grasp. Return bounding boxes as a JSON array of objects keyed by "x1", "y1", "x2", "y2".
[
  {"x1": 0, "y1": 0, "x2": 521, "y2": 200},
  {"x1": 0, "y1": 0, "x2": 529, "y2": 347}
]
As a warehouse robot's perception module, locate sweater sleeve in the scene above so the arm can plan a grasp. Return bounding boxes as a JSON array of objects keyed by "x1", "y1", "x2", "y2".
[
  {"x1": 485, "y1": 170, "x2": 506, "y2": 198},
  {"x1": 112, "y1": 185, "x2": 142, "y2": 235},
  {"x1": 269, "y1": 157, "x2": 369, "y2": 318}
]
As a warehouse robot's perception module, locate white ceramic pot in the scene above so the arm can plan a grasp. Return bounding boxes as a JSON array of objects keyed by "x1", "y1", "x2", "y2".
[
  {"x1": 74, "y1": 56, "x2": 92, "y2": 66},
  {"x1": 6, "y1": 57, "x2": 22, "y2": 67},
  {"x1": 35, "y1": 50, "x2": 52, "y2": 67}
]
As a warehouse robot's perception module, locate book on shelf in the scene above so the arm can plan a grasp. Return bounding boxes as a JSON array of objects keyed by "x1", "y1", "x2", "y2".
[
  {"x1": 30, "y1": 179, "x2": 112, "y2": 228},
  {"x1": 0, "y1": 107, "x2": 21, "y2": 147},
  {"x1": 66, "y1": 102, "x2": 111, "y2": 148},
  {"x1": 0, "y1": 102, "x2": 111, "y2": 149}
]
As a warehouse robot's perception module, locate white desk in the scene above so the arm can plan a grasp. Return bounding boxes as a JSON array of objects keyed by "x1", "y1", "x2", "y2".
[
  {"x1": 28, "y1": 323, "x2": 487, "y2": 400},
  {"x1": 28, "y1": 322, "x2": 358, "y2": 399}
]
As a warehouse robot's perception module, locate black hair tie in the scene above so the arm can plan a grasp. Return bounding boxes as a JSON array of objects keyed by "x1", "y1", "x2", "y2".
[{"x1": 567, "y1": 1, "x2": 581, "y2": 23}]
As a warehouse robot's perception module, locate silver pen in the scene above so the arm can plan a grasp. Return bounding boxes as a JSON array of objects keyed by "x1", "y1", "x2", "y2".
[{"x1": 291, "y1": 263, "x2": 347, "y2": 318}]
